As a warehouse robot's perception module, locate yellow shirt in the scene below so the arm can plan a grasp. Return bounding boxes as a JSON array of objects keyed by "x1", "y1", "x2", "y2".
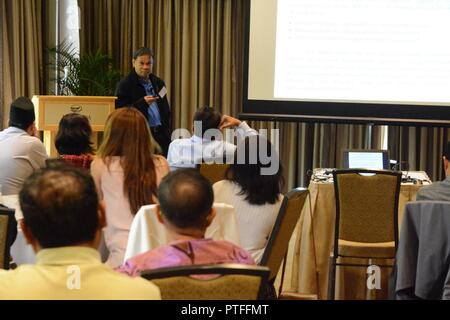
[{"x1": 0, "y1": 246, "x2": 161, "y2": 300}]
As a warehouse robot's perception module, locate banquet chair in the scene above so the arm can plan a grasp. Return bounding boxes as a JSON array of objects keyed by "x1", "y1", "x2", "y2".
[
  {"x1": 259, "y1": 187, "x2": 309, "y2": 298},
  {"x1": 141, "y1": 263, "x2": 270, "y2": 300},
  {"x1": 124, "y1": 203, "x2": 240, "y2": 262},
  {"x1": 393, "y1": 201, "x2": 450, "y2": 299},
  {"x1": 197, "y1": 163, "x2": 230, "y2": 185},
  {"x1": 328, "y1": 169, "x2": 401, "y2": 299},
  {"x1": 0, "y1": 205, "x2": 17, "y2": 270}
]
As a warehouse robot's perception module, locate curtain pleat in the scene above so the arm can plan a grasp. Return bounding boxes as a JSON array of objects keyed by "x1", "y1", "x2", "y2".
[
  {"x1": 79, "y1": 0, "x2": 240, "y2": 131},
  {"x1": 2, "y1": 0, "x2": 44, "y2": 129},
  {"x1": 388, "y1": 126, "x2": 450, "y2": 181}
]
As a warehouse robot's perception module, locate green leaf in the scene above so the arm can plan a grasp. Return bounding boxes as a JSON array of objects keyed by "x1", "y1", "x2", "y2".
[{"x1": 47, "y1": 41, "x2": 121, "y2": 96}]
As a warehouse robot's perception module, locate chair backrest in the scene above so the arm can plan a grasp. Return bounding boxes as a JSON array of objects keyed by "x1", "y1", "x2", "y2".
[
  {"x1": 124, "y1": 203, "x2": 240, "y2": 262},
  {"x1": 197, "y1": 163, "x2": 230, "y2": 185},
  {"x1": 259, "y1": 187, "x2": 309, "y2": 282},
  {"x1": 332, "y1": 169, "x2": 401, "y2": 247},
  {"x1": 0, "y1": 205, "x2": 17, "y2": 270},
  {"x1": 394, "y1": 201, "x2": 450, "y2": 299},
  {"x1": 141, "y1": 263, "x2": 270, "y2": 300}
]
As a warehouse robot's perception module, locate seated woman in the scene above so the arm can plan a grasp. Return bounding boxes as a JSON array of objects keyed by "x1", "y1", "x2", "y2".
[
  {"x1": 54, "y1": 113, "x2": 94, "y2": 169},
  {"x1": 213, "y1": 135, "x2": 284, "y2": 263},
  {"x1": 91, "y1": 107, "x2": 169, "y2": 268}
]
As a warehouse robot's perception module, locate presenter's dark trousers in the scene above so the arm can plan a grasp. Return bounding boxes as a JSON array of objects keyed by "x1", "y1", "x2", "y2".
[{"x1": 151, "y1": 125, "x2": 171, "y2": 157}]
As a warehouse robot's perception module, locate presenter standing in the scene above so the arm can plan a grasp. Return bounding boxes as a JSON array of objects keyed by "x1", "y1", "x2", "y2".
[{"x1": 115, "y1": 47, "x2": 171, "y2": 156}]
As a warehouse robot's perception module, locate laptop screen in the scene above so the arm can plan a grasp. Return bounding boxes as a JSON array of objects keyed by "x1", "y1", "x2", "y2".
[{"x1": 342, "y1": 150, "x2": 390, "y2": 170}]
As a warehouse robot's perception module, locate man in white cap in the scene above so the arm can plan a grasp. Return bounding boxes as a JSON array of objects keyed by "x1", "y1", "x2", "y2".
[{"x1": 0, "y1": 97, "x2": 48, "y2": 195}]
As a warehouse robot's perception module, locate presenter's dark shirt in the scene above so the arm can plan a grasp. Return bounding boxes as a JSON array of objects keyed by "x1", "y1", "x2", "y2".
[{"x1": 115, "y1": 69, "x2": 171, "y2": 156}]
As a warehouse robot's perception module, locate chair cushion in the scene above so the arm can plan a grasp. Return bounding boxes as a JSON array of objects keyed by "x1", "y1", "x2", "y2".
[
  {"x1": 152, "y1": 274, "x2": 262, "y2": 300},
  {"x1": 338, "y1": 239, "x2": 396, "y2": 258}
]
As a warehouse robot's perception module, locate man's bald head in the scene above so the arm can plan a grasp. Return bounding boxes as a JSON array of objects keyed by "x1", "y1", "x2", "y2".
[{"x1": 158, "y1": 169, "x2": 214, "y2": 229}]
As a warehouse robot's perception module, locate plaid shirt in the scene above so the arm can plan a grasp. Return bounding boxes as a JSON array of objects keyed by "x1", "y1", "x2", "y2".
[{"x1": 60, "y1": 155, "x2": 93, "y2": 169}]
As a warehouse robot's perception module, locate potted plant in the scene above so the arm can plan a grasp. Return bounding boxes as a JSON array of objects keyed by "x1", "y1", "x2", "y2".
[{"x1": 48, "y1": 41, "x2": 121, "y2": 96}]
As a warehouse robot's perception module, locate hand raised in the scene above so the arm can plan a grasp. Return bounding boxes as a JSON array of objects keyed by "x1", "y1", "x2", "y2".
[{"x1": 219, "y1": 115, "x2": 241, "y2": 130}]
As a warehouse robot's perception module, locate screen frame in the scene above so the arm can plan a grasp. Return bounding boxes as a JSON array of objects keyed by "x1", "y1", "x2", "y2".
[
  {"x1": 240, "y1": 0, "x2": 450, "y2": 127},
  {"x1": 342, "y1": 149, "x2": 390, "y2": 170}
]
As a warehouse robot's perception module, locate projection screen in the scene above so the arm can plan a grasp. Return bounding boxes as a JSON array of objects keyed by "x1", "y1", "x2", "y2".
[{"x1": 242, "y1": 0, "x2": 450, "y2": 126}]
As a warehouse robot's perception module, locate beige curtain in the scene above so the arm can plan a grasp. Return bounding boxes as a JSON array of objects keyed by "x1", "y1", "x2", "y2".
[
  {"x1": 389, "y1": 126, "x2": 450, "y2": 181},
  {"x1": 249, "y1": 121, "x2": 383, "y2": 189},
  {"x1": 1, "y1": 0, "x2": 44, "y2": 129},
  {"x1": 78, "y1": 0, "x2": 383, "y2": 191},
  {"x1": 79, "y1": 0, "x2": 242, "y2": 130}
]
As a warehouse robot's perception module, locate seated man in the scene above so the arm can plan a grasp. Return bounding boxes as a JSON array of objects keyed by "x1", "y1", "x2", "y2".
[
  {"x1": 0, "y1": 166, "x2": 161, "y2": 300},
  {"x1": 416, "y1": 141, "x2": 450, "y2": 201},
  {"x1": 0, "y1": 97, "x2": 47, "y2": 195},
  {"x1": 119, "y1": 169, "x2": 254, "y2": 277},
  {"x1": 167, "y1": 106, "x2": 257, "y2": 170}
]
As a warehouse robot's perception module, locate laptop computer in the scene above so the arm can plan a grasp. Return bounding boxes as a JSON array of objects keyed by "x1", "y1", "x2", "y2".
[{"x1": 342, "y1": 149, "x2": 390, "y2": 170}]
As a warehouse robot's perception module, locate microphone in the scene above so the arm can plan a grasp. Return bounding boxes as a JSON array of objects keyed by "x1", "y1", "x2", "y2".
[{"x1": 63, "y1": 66, "x2": 70, "y2": 82}]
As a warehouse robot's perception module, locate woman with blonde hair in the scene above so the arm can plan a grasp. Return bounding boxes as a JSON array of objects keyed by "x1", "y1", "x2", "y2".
[{"x1": 91, "y1": 107, "x2": 169, "y2": 267}]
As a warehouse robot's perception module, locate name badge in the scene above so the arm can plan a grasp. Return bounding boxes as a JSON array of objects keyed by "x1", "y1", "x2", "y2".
[{"x1": 158, "y1": 86, "x2": 167, "y2": 98}]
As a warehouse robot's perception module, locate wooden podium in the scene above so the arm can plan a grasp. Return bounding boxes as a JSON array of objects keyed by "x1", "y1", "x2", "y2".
[{"x1": 32, "y1": 95, "x2": 116, "y2": 157}]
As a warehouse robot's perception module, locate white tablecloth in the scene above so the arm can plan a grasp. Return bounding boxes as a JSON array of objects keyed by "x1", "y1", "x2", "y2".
[{"x1": 125, "y1": 202, "x2": 240, "y2": 262}]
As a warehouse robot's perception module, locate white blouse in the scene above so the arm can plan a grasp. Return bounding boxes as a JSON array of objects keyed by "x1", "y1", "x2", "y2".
[{"x1": 213, "y1": 180, "x2": 283, "y2": 263}]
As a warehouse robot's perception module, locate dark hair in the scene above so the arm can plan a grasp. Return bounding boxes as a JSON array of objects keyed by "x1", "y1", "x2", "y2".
[
  {"x1": 8, "y1": 119, "x2": 34, "y2": 131},
  {"x1": 226, "y1": 135, "x2": 284, "y2": 205},
  {"x1": 19, "y1": 166, "x2": 100, "y2": 248},
  {"x1": 8, "y1": 120, "x2": 30, "y2": 131},
  {"x1": 55, "y1": 113, "x2": 94, "y2": 155},
  {"x1": 8, "y1": 96, "x2": 35, "y2": 130},
  {"x1": 193, "y1": 106, "x2": 222, "y2": 136},
  {"x1": 133, "y1": 47, "x2": 154, "y2": 60},
  {"x1": 158, "y1": 169, "x2": 214, "y2": 229},
  {"x1": 444, "y1": 141, "x2": 450, "y2": 160}
]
